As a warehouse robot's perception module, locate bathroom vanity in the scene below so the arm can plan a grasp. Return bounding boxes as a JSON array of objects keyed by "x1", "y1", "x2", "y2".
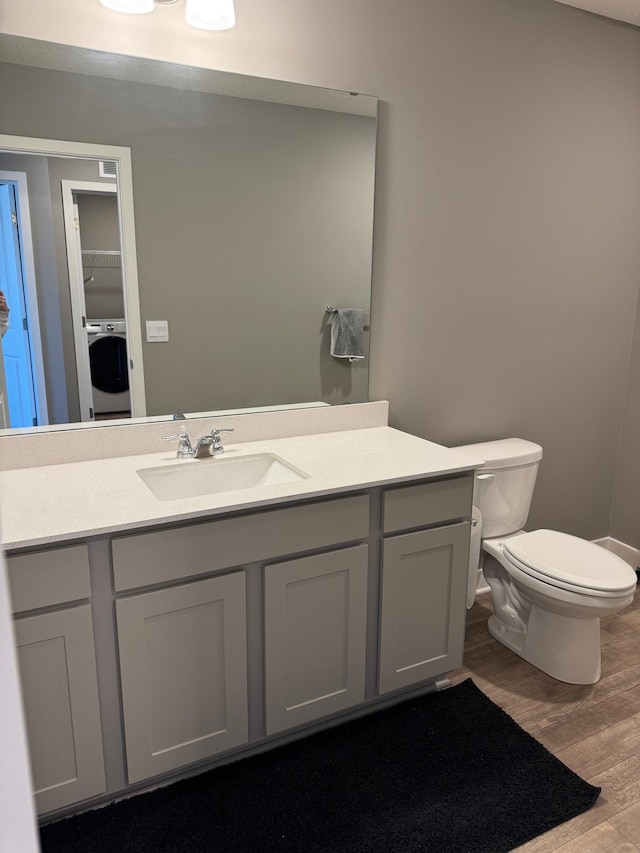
[{"x1": 0, "y1": 406, "x2": 480, "y2": 821}]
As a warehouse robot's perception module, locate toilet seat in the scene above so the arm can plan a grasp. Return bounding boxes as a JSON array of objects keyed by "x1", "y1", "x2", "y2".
[{"x1": 503, "y1": 529, "x2": 637, "y2": 597}]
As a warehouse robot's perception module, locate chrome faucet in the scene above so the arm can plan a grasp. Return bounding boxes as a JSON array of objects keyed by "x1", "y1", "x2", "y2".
[
  {"x1": 193, "y1": 434, "x2": 216, "y2": 458},
  {"x1": 162, "y1": 428, "x2": 234, "y2": 459}
]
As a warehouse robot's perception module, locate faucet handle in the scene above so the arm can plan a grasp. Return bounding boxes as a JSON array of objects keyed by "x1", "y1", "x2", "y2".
[
  {"x1": 162, "y1": 431, "x2": 194, "y2": 458},
  {"x1": 210, "y1": 428, "x2": 234, "y2": 455}
]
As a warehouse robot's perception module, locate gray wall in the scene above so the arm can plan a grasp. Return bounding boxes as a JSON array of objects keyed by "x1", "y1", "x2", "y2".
[
  {"x1": 0, "y1": 68, "x2": 375, "y2": 417},
  {"x1": 3, "y1": 0, "x2": 640, "y2": 542},
  {"x1": 360, "y1": 0, "x2": 640, "y2": 542}
]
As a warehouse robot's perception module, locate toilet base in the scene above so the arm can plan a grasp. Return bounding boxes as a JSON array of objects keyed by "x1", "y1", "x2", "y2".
[{"x1": 488, "y1": 605, "x2": 601, "y2": 684}]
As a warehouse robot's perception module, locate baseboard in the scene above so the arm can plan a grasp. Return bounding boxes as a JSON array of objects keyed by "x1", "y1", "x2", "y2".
[{"x1": 593, "y1": 537, "x2": 640, "y2": 568}]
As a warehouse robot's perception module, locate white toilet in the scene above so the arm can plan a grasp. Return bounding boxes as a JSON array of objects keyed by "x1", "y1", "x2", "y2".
[{"x1": 454, "y1": 438, "x2": 637, "y2": 685}]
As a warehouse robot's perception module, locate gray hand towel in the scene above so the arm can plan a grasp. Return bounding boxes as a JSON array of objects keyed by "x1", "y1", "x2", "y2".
[{"x1": 330, "y1": 308, "x2": 365, "y2": 363}]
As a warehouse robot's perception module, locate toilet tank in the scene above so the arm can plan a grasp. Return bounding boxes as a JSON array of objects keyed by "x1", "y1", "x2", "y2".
[{"x1": 453, "y1": 438, "x2": 543, "y2": 538}]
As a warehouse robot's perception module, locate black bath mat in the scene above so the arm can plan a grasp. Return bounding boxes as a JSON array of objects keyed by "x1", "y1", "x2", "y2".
[{"x1": 39, "y1": 679, "x2": 599, "y2": 853}]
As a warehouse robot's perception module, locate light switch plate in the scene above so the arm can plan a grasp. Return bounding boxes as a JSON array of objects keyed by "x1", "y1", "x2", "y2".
[{"x1": 146, "y1": 320, "x2": 169, "y2": 342}]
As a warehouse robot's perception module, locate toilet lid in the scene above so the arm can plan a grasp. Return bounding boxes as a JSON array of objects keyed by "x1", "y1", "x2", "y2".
[{"x1": 503, "y1": 529, "x2": 637, "y2": 593}]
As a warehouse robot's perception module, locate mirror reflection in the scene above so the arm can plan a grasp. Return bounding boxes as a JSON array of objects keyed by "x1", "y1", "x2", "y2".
[{"x1": 0, "y1": 35, "x2": 377, "y2": 433}]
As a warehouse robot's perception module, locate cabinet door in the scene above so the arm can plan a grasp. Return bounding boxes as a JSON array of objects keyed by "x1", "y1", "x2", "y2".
[
  {"x1": 14, "y1": 605, "x2": 106, "y2": 815},
  {"x1": 378, "y1": 523, "x2": 469, "y2": 694},
  {"x1": 116, "y1": 572, "x2": 248, "y2": 784},
  {"x1": 264, "y1": 544, "x2": 368, "y2": 735}
]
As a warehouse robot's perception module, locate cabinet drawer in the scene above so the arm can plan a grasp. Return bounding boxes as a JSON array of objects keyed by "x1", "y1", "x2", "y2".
[
  {"x1": 383, "y1": 476, "x2": 472, "y2": 534},
  {"x1": 7, "y1": 545, "x2": 91, "y2": 613},
  {"x1": 112, "y1": 494, "x2": 370, "y2": 591}
]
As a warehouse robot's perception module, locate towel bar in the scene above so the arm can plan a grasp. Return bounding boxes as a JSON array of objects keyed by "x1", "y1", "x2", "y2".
[
  {"x1": 325, "y1": 306, "x2": 370, "y2": 330},
  {"x1": 325, "y1": 306, "x2": 369, "y2": 323}
]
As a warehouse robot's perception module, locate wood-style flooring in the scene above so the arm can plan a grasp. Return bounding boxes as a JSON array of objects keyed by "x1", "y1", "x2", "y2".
[{"x1": 448, "y1": 588, "x2": 640, "y2": 853}]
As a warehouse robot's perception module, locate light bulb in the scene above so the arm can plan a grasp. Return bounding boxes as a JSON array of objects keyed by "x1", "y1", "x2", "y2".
[
  {"x1": 99, "y1": 0, "x2": 154, "y2": 13},
  {"x1": 185, "y1": 0, "x2": 235, "y2": 30}
]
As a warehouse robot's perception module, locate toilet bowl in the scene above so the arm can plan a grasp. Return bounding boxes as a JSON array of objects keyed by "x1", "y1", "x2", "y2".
[{"x1": 453, "y1": 438, "x2": 637, "y2": 685}]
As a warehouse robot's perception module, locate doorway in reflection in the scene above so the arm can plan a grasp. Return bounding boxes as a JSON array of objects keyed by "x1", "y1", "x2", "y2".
[{"x1": 65, "y1": 183, "x2": 131, "y2": 423}]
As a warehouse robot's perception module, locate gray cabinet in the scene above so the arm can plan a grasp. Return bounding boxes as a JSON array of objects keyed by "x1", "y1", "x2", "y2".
[
  {"x1": 378, "y1": 477, "x2": 472, "y2": 695},
  {"x1": 9, "y1": 474, "x2": 474, "y2": 821},
  {"x1": 116, "y1": 572, "x2": 248, "y2": 784},
  {"x1": 8, "y1": 545, "x2": 105, "y2": 815},
  {"x1": 264, "y1": 544, "x2": 368, "y2": 735}
]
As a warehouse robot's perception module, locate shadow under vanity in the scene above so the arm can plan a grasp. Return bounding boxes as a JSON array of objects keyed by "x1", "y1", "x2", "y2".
[{"x1": 0, "y1": 404, "x2": 480, "y2": 821}]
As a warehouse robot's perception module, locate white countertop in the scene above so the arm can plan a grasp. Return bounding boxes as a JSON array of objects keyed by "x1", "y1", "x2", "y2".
[{"x1": 0, "y1": 427, "x2": 481, "y2": 551}]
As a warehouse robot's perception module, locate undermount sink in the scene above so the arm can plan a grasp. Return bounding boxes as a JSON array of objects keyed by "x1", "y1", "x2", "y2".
[{"x1": 137, "y1": 452, "x2": 309, "y2": 501}]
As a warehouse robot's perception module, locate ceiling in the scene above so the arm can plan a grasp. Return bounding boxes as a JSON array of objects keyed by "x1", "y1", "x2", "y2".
[{"x1": 554, "y1": 0, "x2": 640, "y2": 26}]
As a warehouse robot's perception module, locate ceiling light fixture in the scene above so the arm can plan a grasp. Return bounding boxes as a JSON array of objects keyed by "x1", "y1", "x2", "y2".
[{"x1": 98, "y1": 0, "x2": 236, "y2": 30}]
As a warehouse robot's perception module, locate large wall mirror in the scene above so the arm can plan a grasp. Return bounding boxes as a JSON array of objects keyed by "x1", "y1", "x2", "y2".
[{"x1": 0, "y1": 35, "x2": 377, "y2": 434}]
